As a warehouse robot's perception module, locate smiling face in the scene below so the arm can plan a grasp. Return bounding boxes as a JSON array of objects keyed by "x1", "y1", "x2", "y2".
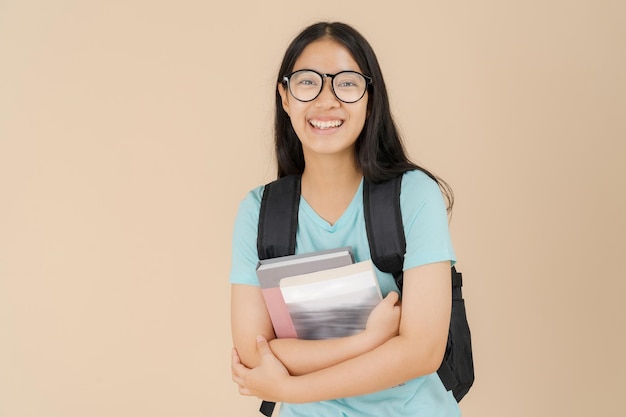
[{"x1": 278, "y1": 38, "x2": 369, "y2": 161}]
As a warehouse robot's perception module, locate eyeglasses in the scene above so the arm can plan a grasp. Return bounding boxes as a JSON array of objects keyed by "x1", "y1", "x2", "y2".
[{"x1": 283, "y1": 69, "x2": 372, "y2": 103}]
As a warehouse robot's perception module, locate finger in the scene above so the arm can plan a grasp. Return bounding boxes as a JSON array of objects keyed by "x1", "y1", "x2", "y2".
[
  {"x1": 256, "y1": 335, "x2": 272, "y2": 356},
  {"x1": 232, "y1": 363, "x2": 241, "y2": 382},
  {"x1": 232, "y1": 361, "x2": 248, "y2": 385},
  {"x1": 384, "y1": 291, "x2": 399, "y2": 305},
  {"x1": 231, "y1": 349, "x2": 248, "y2": 380},
  {"x1": 232, "y1": 349, "x2": 243, "y2": 373},
  {"x1": 232, "y1": 348, "x2": 241, "y2": 364},
  {"x1": 231, "y1": 361, "x2": 242, "y2": 381}
]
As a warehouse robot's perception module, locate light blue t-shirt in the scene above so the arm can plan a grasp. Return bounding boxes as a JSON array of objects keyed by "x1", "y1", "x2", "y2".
[{"x1": 230, "y1": 170, "x2": 460, "y2": 417}]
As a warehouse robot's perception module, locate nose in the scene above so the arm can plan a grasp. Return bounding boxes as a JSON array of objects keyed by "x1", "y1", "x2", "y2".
[{"x1": 315, "y1": 78, "x2": 340, "y2": 107}]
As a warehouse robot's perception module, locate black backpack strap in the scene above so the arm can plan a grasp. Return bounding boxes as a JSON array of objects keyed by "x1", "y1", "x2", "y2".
[
  {"x1": 257, "y1": 175, "x2": 301, "y2": 260},
  {"x1": 259, "y1": 401, "x2": 276, "y2": 417},
  {"x1": 256, "y1": 175, "x2": 301, "y2": 416},
  {"x1": 362, "y1": 175, "x2": 406, "y2": 286},
  {"x1": 451, "y1": 265, "x2": 463, "y2": 288},
  {"x1": 364, "y1": 174, "x2": 473, "y2": 401},
  {"x1": 443, "y1": 266, "x2": 474, "y2": 401},
  {"x1": 438, "y1": 268, "x2": 462, "y2": 394},
  {"x1": 437, "y1": 360, "x2": 457, "y2": 393}
]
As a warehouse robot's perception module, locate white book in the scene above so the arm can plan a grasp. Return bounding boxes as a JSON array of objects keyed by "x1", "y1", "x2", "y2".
[{"x1": 280, "y1": 260, "x2": 382, "y2": 340}]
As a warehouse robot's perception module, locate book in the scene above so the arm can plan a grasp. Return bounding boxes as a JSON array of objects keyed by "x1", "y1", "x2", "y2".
[
  {"x1": 256, "y1": 247, "x2": 354, "y2": 338},
  {"x1": 279, "y1": 260, "x2": 383, "y2": 340}
]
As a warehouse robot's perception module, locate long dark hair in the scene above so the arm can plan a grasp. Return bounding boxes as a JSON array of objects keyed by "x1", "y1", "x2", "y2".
[{"x1": 274, "y1": 22, "x2": 453, "y2": 211}]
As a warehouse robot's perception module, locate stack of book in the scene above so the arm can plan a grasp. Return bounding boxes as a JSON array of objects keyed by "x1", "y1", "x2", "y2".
[{"x1": 256, "y1": 247, "x2": 382, "y2": 340}]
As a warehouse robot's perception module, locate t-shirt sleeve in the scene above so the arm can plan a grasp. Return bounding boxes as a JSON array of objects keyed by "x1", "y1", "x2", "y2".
[
  {"x1": 229, "y1": 186, "x2": 264, "y2": 286},
  {"x1": 401, "y1": 170, "x2": 456, "y2": 270}
]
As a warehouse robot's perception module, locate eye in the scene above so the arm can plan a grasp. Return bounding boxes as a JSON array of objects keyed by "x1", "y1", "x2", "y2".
[
  {"x1": 291, "y1": 71, "x2": 320, "y2": 87},
  {"x1": 335, "y1": 73, "x2": 363, "y2": 89}
]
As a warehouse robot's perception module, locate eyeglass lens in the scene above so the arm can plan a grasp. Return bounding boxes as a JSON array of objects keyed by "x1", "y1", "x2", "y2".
[{"x1": 288, "y1": 70, "x2": 368, "y2": 103}]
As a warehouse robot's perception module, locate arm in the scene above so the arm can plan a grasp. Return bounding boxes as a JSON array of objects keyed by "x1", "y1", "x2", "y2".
[
  {"x1": 231, "y1": 283, "x2": 400, "y2": 376},
  {"x1": 232, "y1": 261, "x2": 451, "y2": 403}
]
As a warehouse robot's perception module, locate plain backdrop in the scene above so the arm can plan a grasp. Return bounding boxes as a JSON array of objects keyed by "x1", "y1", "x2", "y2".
[{"x1": 1, "y1": 1, "x2": 624, "y2": 416}]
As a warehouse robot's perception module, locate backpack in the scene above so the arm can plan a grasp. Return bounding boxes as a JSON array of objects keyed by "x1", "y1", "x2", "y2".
[{"x1": 256, "y1": 174, "x2": 474, "y2": 416}]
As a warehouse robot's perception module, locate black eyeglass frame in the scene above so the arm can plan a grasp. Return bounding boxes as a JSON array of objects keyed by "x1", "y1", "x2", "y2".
[{"x1": 282, "y1": 69, "x2": 373, "y2": 104}]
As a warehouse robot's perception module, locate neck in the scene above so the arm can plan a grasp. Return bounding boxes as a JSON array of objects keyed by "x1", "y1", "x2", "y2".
[
  {"x1": 298, "y1": 154, "x2": 363, "y2": 226},
  {"x1": 301, "y1": 155, "x2": 362, "y2": 194}
]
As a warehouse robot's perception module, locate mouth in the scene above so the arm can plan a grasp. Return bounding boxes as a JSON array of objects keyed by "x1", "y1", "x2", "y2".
[{"x1": 308, "y1": 119, "x2": 343, "y2": 130}]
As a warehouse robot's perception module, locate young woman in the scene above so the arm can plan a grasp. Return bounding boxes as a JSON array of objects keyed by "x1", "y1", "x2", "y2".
[{"x1": 230, "y1": 22, "x2": 459, "y2": 416}]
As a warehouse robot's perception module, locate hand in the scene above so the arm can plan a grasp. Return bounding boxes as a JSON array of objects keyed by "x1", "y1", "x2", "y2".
[
  {"x1": 364, "y1": 291, "x2": 401, "y2": 346},
  {"x1": 232, "y1": 335, "x2": 292, "y2": 402}
]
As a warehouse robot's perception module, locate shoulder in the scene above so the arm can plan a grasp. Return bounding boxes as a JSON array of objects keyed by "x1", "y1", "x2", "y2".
[
  {"x1": 236, "y1": 185, "x2": 265, "y2": 217},
  {"x1": 401, "y1": 169, "x2": 439, "y2": 187},
  {"x1": 400, "y1": 169, "x2": 445, "y2": 207},
  {"x1": 399, "y1": 170, "x2": 455, "y2": 267},
  {"x1": 232, "y1": 184, "x2": 266, "y2": 244},
  {"x1": 230, "y1": 185, "x2": 266, "y2": 285}
]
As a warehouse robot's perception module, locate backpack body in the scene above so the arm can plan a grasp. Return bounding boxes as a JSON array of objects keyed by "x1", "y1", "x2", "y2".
[{"x1": 256, "y1": 174, "x2": 474, "y2": 416}]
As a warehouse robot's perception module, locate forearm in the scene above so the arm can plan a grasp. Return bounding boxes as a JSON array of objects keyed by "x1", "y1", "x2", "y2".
[
  {"x1": 269, "y1": 292, "x2": 401, "y2": 376},
  {"x1": 233, "y1": 264, "x2": 450, "y2": 404},
  {"x1": 269, "y1": 330, "x2": 381, "y2": 376},
  {"x1": 281, "y1": 334, "x2": 442, "y2": 403}
]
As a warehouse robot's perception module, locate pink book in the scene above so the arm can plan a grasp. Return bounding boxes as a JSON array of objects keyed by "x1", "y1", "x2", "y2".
[{"x1": 261, "y1": 287, "x2": 298, "y2": 338}]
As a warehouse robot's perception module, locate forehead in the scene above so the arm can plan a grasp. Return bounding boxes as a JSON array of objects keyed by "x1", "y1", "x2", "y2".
[{"x1": 292, "y1": 38, "x2": 362, "y2": 73}]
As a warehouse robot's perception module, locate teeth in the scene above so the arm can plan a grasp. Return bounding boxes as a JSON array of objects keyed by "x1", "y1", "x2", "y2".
[{"x1": 310, "y1": 120, "x2": 342, "y2": 129}]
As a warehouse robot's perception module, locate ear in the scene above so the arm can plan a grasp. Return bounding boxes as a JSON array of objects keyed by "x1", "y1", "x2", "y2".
[{"x1": 278, "y1": 83, "x2": 291, "y2": 116}]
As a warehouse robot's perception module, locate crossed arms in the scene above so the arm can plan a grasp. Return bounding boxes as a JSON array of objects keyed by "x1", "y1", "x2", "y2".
[{"x1": 230, "y1": 261, "x2": 451, "y2": 403}]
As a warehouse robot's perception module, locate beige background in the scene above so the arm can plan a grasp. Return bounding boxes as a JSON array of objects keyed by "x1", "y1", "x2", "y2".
[{"x1": 1, "y1": 1, "x2": 624, "y2": 416}]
